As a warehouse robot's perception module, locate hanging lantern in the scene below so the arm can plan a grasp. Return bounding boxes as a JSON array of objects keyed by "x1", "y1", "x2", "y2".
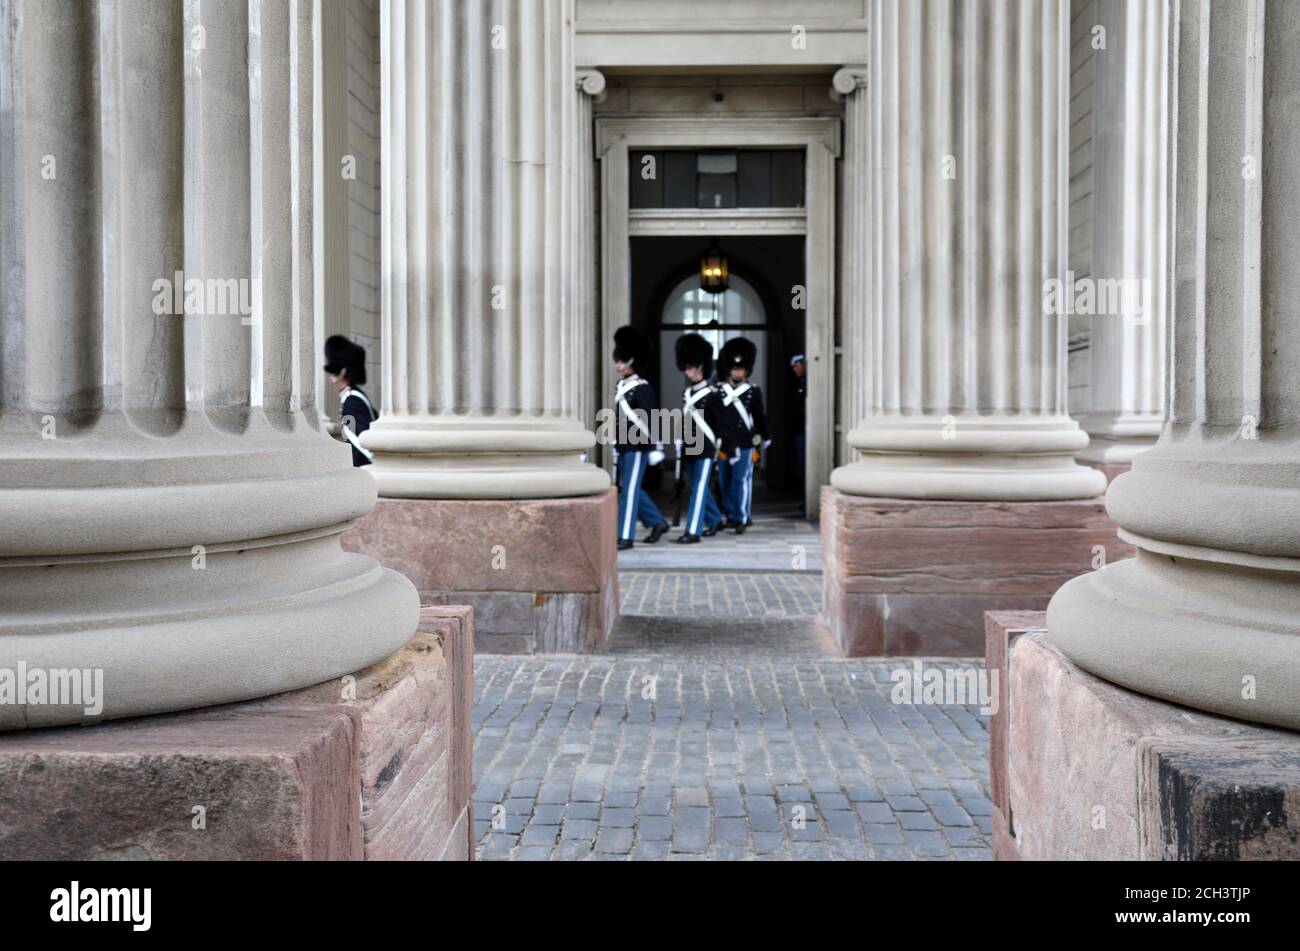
[{"x1": 699, "y1": 241, "x2": 729, "y2": 294}]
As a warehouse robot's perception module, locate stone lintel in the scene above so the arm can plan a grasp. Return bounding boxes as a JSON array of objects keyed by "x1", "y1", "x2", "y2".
[
  {"x1": 344, "y1": 491, "x2": 619, "y2": 654},
  {"x1": 990, "y1": 627, "x2": 1300, "y2": 861},
  {"x1": 820, "y1": 488, "x2": 1128, "y2": 656}
]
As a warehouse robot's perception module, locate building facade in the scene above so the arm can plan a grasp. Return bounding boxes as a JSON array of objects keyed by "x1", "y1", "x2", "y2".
[{"x1": 3, "y1": 0, "x2": 1296, "y2": 862}]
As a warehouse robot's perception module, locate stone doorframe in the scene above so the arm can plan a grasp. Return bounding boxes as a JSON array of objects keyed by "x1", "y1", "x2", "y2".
[{"x1": 594, "y1": 116, "x2": 841, "y2": 519}]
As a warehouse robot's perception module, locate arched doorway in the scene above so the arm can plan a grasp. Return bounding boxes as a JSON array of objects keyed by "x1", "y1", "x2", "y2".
[
  {"x1": 646, "y1": 259, "x2": 803, "y2": 518},
  {"x1": 656, "y1": 273, "x2": 770, "y2": 399}
]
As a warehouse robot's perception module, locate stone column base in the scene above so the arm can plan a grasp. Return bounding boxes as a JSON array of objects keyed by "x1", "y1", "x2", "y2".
[
  {"x1": 1081, "y1": 460, "x2": 1132, "y2": 485},
  {"x1": 0, "y1": 607, "x2": 474, "y2": 861},
  {"x1": 820, "y1": 488, "x2": 1128, "y2": 655},
  {"x1": 986, "y1": 613, "x2": 1300, "y2": 861},
  {"x1": 344, "y1": 490, "x2": 618, "y2": 654}
]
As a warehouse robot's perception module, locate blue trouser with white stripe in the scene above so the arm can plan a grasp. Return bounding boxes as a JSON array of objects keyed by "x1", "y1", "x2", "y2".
[
  {"x1": 617, "y1": 451, "x2": 665, "y2": 541},
  {"x1": 684, "y1": 456, "x2": 723, "y2": 537},
  {"x1": 718, "y1": 449, "x2": 753, "y2": 525}
]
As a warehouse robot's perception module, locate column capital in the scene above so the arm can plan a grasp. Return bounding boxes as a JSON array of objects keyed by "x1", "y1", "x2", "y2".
[
  {"x1": 576, "y1": 68, "x2": 607, "y2": 102},
  {"x1": 830, "y1": 66, "x2": 868, "y2": 101}
]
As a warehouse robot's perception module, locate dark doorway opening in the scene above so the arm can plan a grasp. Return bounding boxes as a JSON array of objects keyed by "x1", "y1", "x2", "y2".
[{"x1": 628, "y1": 235, "x2": 807, "y2": 519}]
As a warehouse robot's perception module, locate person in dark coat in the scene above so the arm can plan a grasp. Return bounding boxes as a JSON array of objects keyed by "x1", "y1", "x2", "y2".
[
  {"x1": 674, "y1": 333, "x2": 728, "y2": 544},
  {"x1": 790, "y1": 353, "x2": 807, "y2": 479},
  {"x1": 716, "y1": 337, "x2": 769, "y2": 533},
  {"x1": 324, "y1": 335, "x2": 377, "y2": 467},
  {"x1": 611, "y1": 326, "x2": 669, "y2": 550}
]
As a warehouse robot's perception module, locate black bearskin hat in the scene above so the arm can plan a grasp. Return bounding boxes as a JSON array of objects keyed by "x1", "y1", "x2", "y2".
[
  {"x1": 324, "y1": 335, "x2": 367, "y2": 386},
  {"x1": 718, "y1": 336, "x2": 757, "y2": 375},
  {"x1": 613, "y1": 326, "x2": 651, "y2": 368},
  {"x1": 675, "y1": 333, "x2": 714, "y2": 377}
]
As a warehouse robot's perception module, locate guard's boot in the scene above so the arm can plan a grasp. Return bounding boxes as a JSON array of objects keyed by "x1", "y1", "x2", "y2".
[{"x1": 643, "y1": 523, "x2": 670, "y2": 544}]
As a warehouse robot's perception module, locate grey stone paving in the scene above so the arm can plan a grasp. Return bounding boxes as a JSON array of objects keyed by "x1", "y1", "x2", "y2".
[
  {"x1": 609, "y1": 614, "x2": 834, "y2": 657},
  {"x1": 471, "y1": 650, "x2": 995, "y2": 861},
  {"x1": 620, "y1": 572, "x2": 821, "y2": 618},
  {"x1": 616, "y1": 516, "x2": 823, "y2": 573}
]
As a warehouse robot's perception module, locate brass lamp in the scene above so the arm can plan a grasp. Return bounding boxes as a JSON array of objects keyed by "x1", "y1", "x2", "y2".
[{"x1": 699, "y1": 241, "x2": 729, "y2": 294}]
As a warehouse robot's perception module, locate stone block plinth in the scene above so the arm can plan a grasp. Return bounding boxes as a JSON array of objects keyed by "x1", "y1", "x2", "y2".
[
  {"x1": 267, "y1": 606, "x2": 475, "y2": 860},
  {"x1": 987, "y1": 619, "x2": 1300, "y2": 861},
  {"x1": 820, "y1": 488, "x2": 1128, "y2": 655},
  {"x1": 344, "y1": 490, "x2": 618, "y2": 654},
  {"x1": 0, "y1": 609, "x2": 474, "y2": 861}
]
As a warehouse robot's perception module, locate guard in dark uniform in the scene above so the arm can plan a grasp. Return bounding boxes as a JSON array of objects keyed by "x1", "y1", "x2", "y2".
[
  {"x1": 674, "y1": 333, "x2": 728, "y2": 544},
  {"x1": 789, "y1": 353, "x2": 807, "y2": 498},
  {"x1": 716, "y1": 337, "x2": 769, "y2": 533},
  {"x1": 324, "y1": 335, "x2": 377, "y2": 467},
  {"x1": 612, "y1": 326, "x2": 670, "y2": 550}
]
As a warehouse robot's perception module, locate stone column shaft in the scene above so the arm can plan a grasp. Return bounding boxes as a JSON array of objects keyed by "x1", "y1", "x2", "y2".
[
  {"x1": 371, "y1": 0, "x2": 607, "y2": 499},
  {"x1": 0, "y1": 0, "x2": 416, "y2": 729},
  {"x1": 1078, "y1": 0, "x2": 1170, "y2": 465},
  {"x1": 832, "y1": 0, "x2": 1105, "y2": 501},
  {"x1": 575, "y1": 69, "x2": 605, "y2": 432},
  {"x1": 1050, "y1": 0, "x2": 1300, "y2": 729}
]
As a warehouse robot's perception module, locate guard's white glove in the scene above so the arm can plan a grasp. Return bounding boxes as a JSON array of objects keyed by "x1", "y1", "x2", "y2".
[
  {"x1": 762, "y1": 439, "x2": 772, "y2": 450},
  {"x1": 648, "y1": 449, "x2": 665, "y2": 467}
]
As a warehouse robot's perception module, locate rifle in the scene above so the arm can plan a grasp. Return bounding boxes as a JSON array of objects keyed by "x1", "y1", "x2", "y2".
[{"x1": 671, "y1": 443, "x2": 686, "y2": 527}]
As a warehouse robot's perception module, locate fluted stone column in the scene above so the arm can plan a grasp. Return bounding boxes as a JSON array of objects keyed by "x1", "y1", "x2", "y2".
[
  {"x1": 833, "y1": 65, "x2": 869, "y2": 469},
  {"x1": 1051, "y1": 0, "x2": 1300, "y2": 730},
  {"x1": 1077, "y1": 0, "x2": 1169, "y2": 467},
  {"x1": 575, "y1": 69, "x2": 606, "y2": 433},
  {"x1": 831, "y1": 0, "x2": 1105, "y2": 501},
  {"x1": 371, "y1": 0, "x2": 608, "y2": 500},
  {"x1": 0, "y1": 0, "x2": 417, "y2": 729}
]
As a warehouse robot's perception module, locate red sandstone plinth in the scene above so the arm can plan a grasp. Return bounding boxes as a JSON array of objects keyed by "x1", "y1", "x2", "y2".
[
  {"x1": 820, "y1": 488, "x2": 1129, "y2": 656},
  {"x1": 987, "y1": 618, "x2": 1300, "y2": 861},
  {"x1": 0, "y1": 608, "x2": 474, "y2": 861},
  {"x1": 344, "y1": 490, "x2": 618, "y2": 654},
  {"x1": 267, "y1": 605, "x2": 475, "y2": 860}
]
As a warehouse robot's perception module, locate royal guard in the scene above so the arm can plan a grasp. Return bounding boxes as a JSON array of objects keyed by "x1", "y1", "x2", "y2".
[
  {"x1": 715, "y1": 337, "x2": 769, "y2": 532},
  {"x1": 674, "y1": 333, "x2": 728, "y2": 544},
  {"x1": 324, "y1": 335, "x2": 377, "y2": 467},
  {"x1": 612, "y1": 327, "x2": 670, "y2": 550}
]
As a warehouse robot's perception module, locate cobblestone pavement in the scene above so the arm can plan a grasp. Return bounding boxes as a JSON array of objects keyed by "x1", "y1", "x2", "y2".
[
  {"x1": 471, "y1": 650, "x2": 995, "y2": 861},
  {"x1": 617, "y1": 516, "x2": 823, "y2": 573},
  {"x1": 620, "y1": 572, "x2": 821, "y2": 618}
]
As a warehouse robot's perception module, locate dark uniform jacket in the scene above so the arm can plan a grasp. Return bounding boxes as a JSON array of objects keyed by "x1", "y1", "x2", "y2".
[
  {"x1": 790, "y1": 375, "x2": 806, "y2": 430},
  {"x1": 612, "y1": 373, "x2": 659, "y2": 456},
  {"x1": 717, "y1": 380, "x2": 768, "y2": 455},
  {"x1": 340, "y1": 387, "x2": 377, "y2": 467},
  {"x1": 681, "y1": 379, "x2": 731, "y2": 458}
]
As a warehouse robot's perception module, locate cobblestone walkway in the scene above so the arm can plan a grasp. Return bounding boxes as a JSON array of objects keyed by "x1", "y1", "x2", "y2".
[
  {"x1": 472, "y1": 519, "x2": 993, "y2": 861},
  {"x1": 471, "y1": 650, "x2": 994, "y2": 861},
  {"x1": 620, "y1": 572, "x2": 821, "y2": 618},
  {"x1": 617, "y1": 516, "x2": 823, "y2": 573}
]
